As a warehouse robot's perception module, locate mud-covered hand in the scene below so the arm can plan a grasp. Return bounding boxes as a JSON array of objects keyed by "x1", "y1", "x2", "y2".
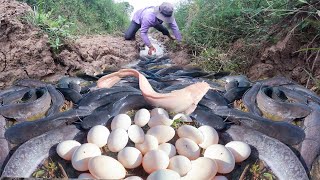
[{"x1": 148, "y1": 45, "x2": 156, "y2": 55}]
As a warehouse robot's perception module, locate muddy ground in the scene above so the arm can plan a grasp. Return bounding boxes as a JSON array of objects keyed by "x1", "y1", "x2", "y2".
[
  {"x1": 0, "y1": 0, "x2": 139, "y2": 88},
  {"x1": 1, "y1": 0, "x2": 319, "y2": 90}
]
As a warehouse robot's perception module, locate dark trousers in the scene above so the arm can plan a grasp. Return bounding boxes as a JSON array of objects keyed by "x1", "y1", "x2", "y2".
[{"x1": 124, "y1": 21, "x2": 170, "y2": 40}]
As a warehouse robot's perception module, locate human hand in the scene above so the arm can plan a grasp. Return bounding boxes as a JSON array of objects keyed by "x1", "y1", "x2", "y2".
[
  {"x1": 168, "y1": 34, "x2": 176, "y2": 40},
  {"x1": 173, "y1": 41, "x2": 183, "y2": 50},
  {"x1": 148, "y1": 45, "x2": 156, "y2": 55}
]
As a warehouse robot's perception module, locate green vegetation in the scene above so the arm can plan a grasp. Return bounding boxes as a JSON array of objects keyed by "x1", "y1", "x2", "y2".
[
  {"x1": 248, "y1": 161, "x2": 276, "y2": 180},
  {"x1": 19, "y1": 0, "x2": 132, "y2": 52},
  {"x1": 32, "y1": 158, "x2": 64, "y2": 178},
  {"x1": 20, "y1": 0, "x2": 131, "y2": 34},
  {"x1": 175, "y1": 0, "x2": 320, "y2": 72},
  {"x1": 23, "y1": 10, "x2": 74, "y2": 53}
]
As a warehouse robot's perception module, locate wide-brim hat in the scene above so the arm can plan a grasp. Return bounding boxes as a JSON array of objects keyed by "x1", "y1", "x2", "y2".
[{"x1": 154, "y1": 2, "x2": 175, "y2": 23}]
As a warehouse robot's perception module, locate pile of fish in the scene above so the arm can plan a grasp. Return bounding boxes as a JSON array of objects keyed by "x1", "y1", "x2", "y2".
[{"x1": 0, "y1": 55, "x2": 319, "y2": 180}]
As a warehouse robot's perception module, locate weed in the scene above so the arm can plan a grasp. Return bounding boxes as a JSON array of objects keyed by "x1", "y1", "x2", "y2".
[
  {"x1": 171, "y1": 118, "x2": 185, "y2": 129},
  {"x1": 32, "y1": 158, "x2": 61, "y2": 178},
  {"x1": 23, "y1": 7, "x2": 73, "y2": 53}
]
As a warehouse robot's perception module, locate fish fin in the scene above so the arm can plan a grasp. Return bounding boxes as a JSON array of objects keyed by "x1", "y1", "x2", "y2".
[{"x1": 185, "y1": 103, "x2": 197, "y2": 115}]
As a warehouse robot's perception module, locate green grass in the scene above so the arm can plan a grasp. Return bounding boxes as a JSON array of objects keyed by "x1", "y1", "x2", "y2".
[{"x1": 19, "y1": 0, "x2": 131, "y2": 35}]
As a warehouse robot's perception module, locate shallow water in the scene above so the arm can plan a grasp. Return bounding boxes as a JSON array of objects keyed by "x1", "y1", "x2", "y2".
[{"x1": 139, "y1": 37, "x2": 165, "y2": 58}]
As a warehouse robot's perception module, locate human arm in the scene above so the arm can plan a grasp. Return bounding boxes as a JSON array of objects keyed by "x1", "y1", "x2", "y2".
[
  {"x1": 167, "y1": 19, "x2": 182, "y2": 42},
  {"x1": 140, "y1": 18, "x2": 156, "y2": 55},
  {"x1": 140, "y1": 18, "x2": 152, "y2": 47}
]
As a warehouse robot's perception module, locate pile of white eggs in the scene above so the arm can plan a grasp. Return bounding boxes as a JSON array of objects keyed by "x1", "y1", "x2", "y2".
[{"x1": 56, "y1": 108, "x2": 251, "y2": 180}]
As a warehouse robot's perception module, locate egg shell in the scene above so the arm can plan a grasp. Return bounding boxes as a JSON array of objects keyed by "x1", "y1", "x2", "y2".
[
  {"x1": 78, "y1": 173, "x2": 96, "y2": 179},
  {"x1": 148, "y1": 114, "x2": 173, "y2": 127},
  {"x1": 107, "y1": 128, "x2": 128, "y2": 152},
  {"x1": 147, "y1": 125, "x2": 175, "y2": 144},
  {"x1": 225, "y1": 141, "x2": 251, "y2": 163},
  {"x1": 128, "y1": 125, "x2": 145, "y2": 144},
  {"x1": 158, "y1": 143, "x2": 176, "y2": 158},
  {"x1": 204, "y1": 144, "x2": 235, "y2": 174},
  {"x1": 56, "y1": 140, "x2": 81, "y2": 161},
  {"x1": 118, "y1": 147, "x2": 143, "y2": 169},
  {"x1": 212, "y1": 176, "x2": 228, "y2": 180},
  {"x1": 147, "y1": 169, "x2": 180, "y2": 180},
  {"x1": 150, "y1": 108, "x2": 169, "y2": 118},
  {"x1": 198, "y1": 126, "x2": 219, "y2": 149},
  {"x1": 173, "y1": 113, "x2": 192, "y2": 122},
  {"x1": 88, "y1": 155, "x2": 126, "y2": 179},
  {"x1": 125, "y1": 176, "x2": 143, "y2": 180},
  {"x1": 184, "y1": 157, "x2": 218, "y2": 180},
  {"x1": 111, "y1": 114, "x2": 131, "y2": 130},
  {"x1": 168, "y1": 155, "x2": 192, "y2": 176},
  {"x1": 135, "y1": 135, "x2": 159, "y2": 155},
  {"x1": 87, "y1": 125, "x2": 110, "y2": 148},
  {"x1": 175, "y1": 138, "x2": 200, "y2": 160},
  {"x1": 177, "y1": 125, "x2": 204, "y2": 144},
  {"x1": 134, "y1": 108, "x2": 151, "y2": 127},
  {"x1": 71, "y1": 143, "x2": 101, "y2": 171},
  {"x1": 142, "y1": 150, "x2": 170, "y2": 174}
]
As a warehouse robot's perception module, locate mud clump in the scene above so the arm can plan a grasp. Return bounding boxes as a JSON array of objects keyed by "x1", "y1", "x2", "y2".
[
  {"x1": 57, "y1": 35, "x2": 140, "y2": 76},
  {"x1": 0, "y1": 0, "x2": 55, "y2": 89}
]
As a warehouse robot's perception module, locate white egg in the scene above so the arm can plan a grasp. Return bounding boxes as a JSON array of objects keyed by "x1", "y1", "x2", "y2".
[
  {"x1": 158, "y1": 143, "x2": 176, "y2": 158},
  {"x1": 198, "y1": 126, "x2": 219, "y2": 149},
  {"x1": 150, "y1": 108, "x2": 169, "y2": 118},
  {"x1": 173, "y1": 113, "x2": 192, "y2": 122},
  {"x1": 148, "y1": 114, "x2": 173, "y2": 127},
  {"x1": 212, "y1": 176, "x2": 228, "y2": 180},
  {"x1": 225, "y1": 141, "x2": 251, "y2": 163},
  {"x1": 147, "y1": 169, "x2": 180, "y2": 180},
  {"x1": 175, "y1": 138, "x2": 200, "y2": 160},
  {"x1": 177, "y1": 125, "x2": 204, "y2": 144},
  {"x1": 71, "y1": 143, "x2": 101, "y2": 171},
  {"x1": 128, "y1": 125, "x2": 145, "y2": 144},
  {"x1": 56, "y1": 140, "x2": 81, "y2": 161},
  {"x1": 125, "y1": 176, "x2": 143, "y2": 180},
  {"x1": 147, "y1": 125, "x2": 175, "y2": 144},
  {"x1": 78, "y1": 173, "x2": 96, "y2": 179},
  {"x1": 111, "y1": 114, "x2": 131, "y2": 130},
  {"x1": 88, "y1": 155, "x2": 126, "y2": 179},
  {"x1": 168, "y1": 155, "x2": 192, "y2": 176},
  {"x1": 142, "y1": 150, "x2": 170, "y2": 174},
  {"x1": 134, "y1": 108, "x2": 150, "y2": 127},
  {"x1": 107, "y1": 128, "x2": 128, "y2": 152},
  {"x1": 183, "y1": 157, "x2": 218, "y2": 180},
  {"x1": 135, "y1": 135, "x2": 159, "y2": 155},
  {"x1": 204, "y1": 144, "x2": 235, "y2": 174},
  {"x1": 118, "y1": 147, "x2": 143, "y2": 169},
  {"x1": 87, "y1": 125, "x2": 110, "y2": 148}
]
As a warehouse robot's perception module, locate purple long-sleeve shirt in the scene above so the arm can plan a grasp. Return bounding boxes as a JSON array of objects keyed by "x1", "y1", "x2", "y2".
[{"x1": 132, "y1": 6, "x2": 182, "y2": 47}]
